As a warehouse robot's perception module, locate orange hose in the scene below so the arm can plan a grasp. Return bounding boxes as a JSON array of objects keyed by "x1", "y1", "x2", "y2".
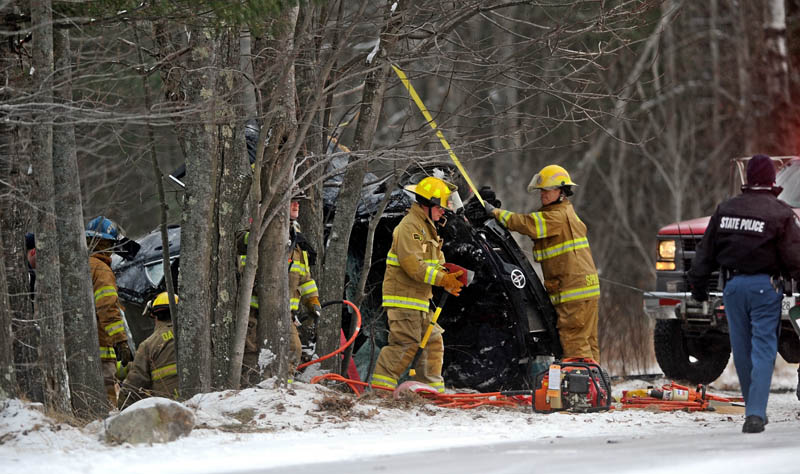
[
  {"x1": 297, "y1": 300, "x2": 361, "y2": 371},
  {"x1": 309, "y1": 373, "x2": 532, "y2": 410}
]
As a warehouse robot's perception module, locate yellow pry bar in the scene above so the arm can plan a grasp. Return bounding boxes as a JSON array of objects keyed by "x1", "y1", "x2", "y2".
[{"x1": 391, "y1": 64, "x2": 485, "y2": 206}]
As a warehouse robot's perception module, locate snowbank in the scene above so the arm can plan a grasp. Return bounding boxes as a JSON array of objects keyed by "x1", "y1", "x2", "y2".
[{"x1": 1, "y1": 365, "x2": 797, "y2": 474}]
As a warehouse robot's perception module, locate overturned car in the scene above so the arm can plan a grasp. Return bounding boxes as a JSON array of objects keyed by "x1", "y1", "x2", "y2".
[{"x1": 114, "y1": 162, "x2": 562, "y2": 391}]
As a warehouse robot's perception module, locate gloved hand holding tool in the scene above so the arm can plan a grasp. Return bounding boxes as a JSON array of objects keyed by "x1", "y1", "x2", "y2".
[
  {"x1": 114, "y1": 341, "x2": 133, "y2": 366},
  {"x1": 407, "y1": 264, "x2": 474, "y2": 377}
]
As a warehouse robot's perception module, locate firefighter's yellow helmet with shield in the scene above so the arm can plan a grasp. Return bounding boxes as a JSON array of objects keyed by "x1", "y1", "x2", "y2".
[
  {"x1": 527, "y1": 164, "x2": 577, "y2": 193},
  {"x1": 405, "y1": 176, "x2": 457, "y2": 208}
]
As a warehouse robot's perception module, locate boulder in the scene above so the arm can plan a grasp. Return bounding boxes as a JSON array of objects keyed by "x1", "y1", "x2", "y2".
[{"x1": 104, "y1": 397, "x2": 195, "y2": 445}]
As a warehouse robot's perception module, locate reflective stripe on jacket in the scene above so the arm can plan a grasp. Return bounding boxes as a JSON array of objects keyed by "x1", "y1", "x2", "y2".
[
  {"x1": 119, "y1": 320, "x2": 178, "y2": 407},
  {"x1": 237, "y1": 229, "x2": 319, "y2": 313},
  {"x1": 382, "y1": 203, "x2": 447, "y2": 310},
  {"x1": 288, "y1": 242, "x2": 318, "y2": 312},
  {"x1": 494, "y1": 199, "x2": 599, "y2": 305},
  {"x1": 89, "y1": 253, "x2": 128, "y2": 349}
]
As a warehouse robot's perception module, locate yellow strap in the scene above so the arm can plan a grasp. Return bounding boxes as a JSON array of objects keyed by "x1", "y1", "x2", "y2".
[{"x1": 391, "y1": 64, "x2": 484, "y2": 206}]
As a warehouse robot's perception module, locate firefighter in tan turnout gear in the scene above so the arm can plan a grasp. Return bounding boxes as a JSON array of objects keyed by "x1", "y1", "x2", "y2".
[
  {"x1": 237, "y1": 187, "x2": 320, "y2": 386},
  {"x1": 487, "y1": 165, "x2": 601, "y2": 361},
  {"x1": 370, "y1": 177, "x2": 465, "y2": 393},
  {"x1": 86, "y1": 216, "x2": 135, "y2": 406},
  {"x1": 118, "y1": 292, "x2": 179, "y2": 410}
]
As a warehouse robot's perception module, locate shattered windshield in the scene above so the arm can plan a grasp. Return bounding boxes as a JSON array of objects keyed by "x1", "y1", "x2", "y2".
[{"x1": 776, "y1": 160, "x2": 800, "y2": 207}]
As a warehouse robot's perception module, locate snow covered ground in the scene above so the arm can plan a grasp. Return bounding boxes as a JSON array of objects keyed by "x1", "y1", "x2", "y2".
[{"x1": 1, "y1": 360, "x2": 798, "y2": 474}]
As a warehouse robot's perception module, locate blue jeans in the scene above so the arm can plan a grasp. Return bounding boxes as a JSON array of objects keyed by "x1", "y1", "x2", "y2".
[{"x1": 723, "y1": 274, "x2": 782, "y2": 420}]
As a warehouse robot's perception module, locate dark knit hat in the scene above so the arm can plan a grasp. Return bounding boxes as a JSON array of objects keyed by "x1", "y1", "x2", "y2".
[
  {"x1": 746, "y1": 154, "x2": 776, "y2": 186},
  {"x1": 24, "y1": 232, "x2": 35, "y2": 251}
]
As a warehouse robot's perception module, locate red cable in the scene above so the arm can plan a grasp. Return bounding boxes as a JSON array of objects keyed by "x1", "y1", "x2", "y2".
[
  {"x1": 297, "y1": 300, "x2": 361, "y2": 371},
  {"x1": 310, "y1": 373, "x2": 532, "y2": 410}
]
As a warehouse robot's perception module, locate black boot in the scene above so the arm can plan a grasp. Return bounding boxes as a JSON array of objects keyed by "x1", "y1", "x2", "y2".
[{"x1": 742, "y1": 415, "x2": 765, "y2": 433}]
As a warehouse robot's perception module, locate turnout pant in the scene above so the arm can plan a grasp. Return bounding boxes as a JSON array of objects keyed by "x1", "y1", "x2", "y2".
[
  {"x1": 371, "y1": 308, "x2": 444, "y2": 393},
  {"x1": 723, "y1": 274, "x2": 782, "y2": 421},
  {"x1": 102, "y1": 359, "x2": 118, "y2": 407},
  {"x1": 555, "y1": 298, "x2": 600, "y2": 362}
]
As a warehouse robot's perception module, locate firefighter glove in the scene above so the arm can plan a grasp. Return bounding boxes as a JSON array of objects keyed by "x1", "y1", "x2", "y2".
[
  {"x1": 443, "y1": 263, "x2": 469, "y2": 286},
  {"x1": 306, "y1": 296, "x2": 322, "y2": 319},
  {"x1": 477, "y1": 185, "x2": 502, "y2": 208},
  {"x1": 441, "y1": 270, "x2": 465, "y2": 296},
  {"x1": 484, "y1": 202, "x2": 496, "y2": 217},
  {"x1": 690, "y1": 285, "x2": 708, "y2": 303},
  {"x1": 114, "y1": 341, "x2": 133, "y2": 366}
]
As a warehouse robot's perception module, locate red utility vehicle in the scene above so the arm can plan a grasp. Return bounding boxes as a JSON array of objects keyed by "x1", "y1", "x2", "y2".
[{"x1": 644, "y1": 157, "x2": 800, "y2": 384}]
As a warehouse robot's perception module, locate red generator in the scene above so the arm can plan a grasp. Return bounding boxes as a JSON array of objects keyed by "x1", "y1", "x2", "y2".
[{"x1": 534, "y1": 358, "x2": 612, "y2": 413}]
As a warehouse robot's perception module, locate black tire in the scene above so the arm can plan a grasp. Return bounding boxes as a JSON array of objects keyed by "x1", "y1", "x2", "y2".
[{"x1": 653, "y1": 319, "x2": 730, "y2": 384}]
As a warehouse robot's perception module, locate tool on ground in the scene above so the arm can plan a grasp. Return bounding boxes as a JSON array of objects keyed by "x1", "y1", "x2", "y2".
[
  {"x1": 391, "y1": 64, "x2": 485, "y2": 207},
  {"x1": 534, "y1": 358, "x2": 612, "y2": 413},
  {"x1": 406, "y1": 266, "x2": 475, "y2": 378},
  {"x1": 620, "y1": 381, "x2": 739, "y2": 412}
]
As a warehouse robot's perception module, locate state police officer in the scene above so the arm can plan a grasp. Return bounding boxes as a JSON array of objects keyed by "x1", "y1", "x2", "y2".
[{"x1": 689, "y1": 154, "x2": 800, "y2": 433}]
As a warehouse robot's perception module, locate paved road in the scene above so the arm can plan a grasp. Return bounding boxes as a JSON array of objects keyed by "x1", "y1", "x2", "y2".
[{"x1": 248, "y1": 423, "x2": 798, "y2": 474}]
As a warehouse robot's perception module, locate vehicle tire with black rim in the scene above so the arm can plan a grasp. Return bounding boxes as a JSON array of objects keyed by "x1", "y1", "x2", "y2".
[
  {"x1": 684, "y1": 334, "x2": 730, "y2": 384},
  {"x1": 653, "y1": 319, "x2": 688, "y2": 380},
  {"x1": 654, "y1": 319, "x2": 730, "y2": 384}
]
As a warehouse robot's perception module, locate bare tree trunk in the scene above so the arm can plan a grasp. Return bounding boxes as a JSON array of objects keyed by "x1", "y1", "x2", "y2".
[
  {"x1": 31, "y1": 0, "x2": 71, "y2": 415},
  {"x1": 762, "y1": 0, "x2": 790, "y2": 152},
  {"x1": 256, "y1": 5, "x2": 300, "y2": 383},
  {"x1": 296, "y1": 2, "x2": 326, "y2": 283},
  {"x1": 256, "y1": 205, "x2": 291, "y2": 381},
  {"x1": 239, "y1": 30, "x2": 258, "y2": 120},
  {"x1": 175, "y1": 27, "x2": 220, "y2": 399},
  {"x1": 0, "y1": 228, "x2": 16, "y2": 399},
  {"x1": 52, "y1": 27, "x2": 106, "y2": 418},
  {"x1": 735, "y1": 0, "x2": 755, "y2": 153},
  {"x1": 132, "y1": 24, "x2": 180, "y2": 348},
  {"x1": 0, "y1": 28, "x2": 40, "y2": 401},
  {"x1": 710, "y1": 0, "x2": 721, "y2": 144},
  {"x1": 319, "y1": 2, "x2": 406, "y2": 371},
  {"x1": 211, "y1": 29, "x2": 250, "y2": 390}
]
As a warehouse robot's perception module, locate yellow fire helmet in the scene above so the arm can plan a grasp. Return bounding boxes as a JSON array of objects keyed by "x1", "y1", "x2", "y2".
[
  {"x1": 527, "y1": 164, "x2": 577, "y2": 193},
  {"x1": 146, "y1": 291, "x2": 179, "y2": 317},
  {"x1": 405, "y1": 176, "x2": 457, "y2": 208}
]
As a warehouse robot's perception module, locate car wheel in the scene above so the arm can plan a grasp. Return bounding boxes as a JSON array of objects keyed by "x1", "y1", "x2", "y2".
[{"x1": 654, "y1": 319, "x2": 730, "y2": 384}]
